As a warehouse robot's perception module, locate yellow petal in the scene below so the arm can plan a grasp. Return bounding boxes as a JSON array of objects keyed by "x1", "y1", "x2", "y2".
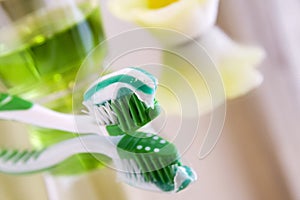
[{"x1": 147, "y1": 0, "x2": 179, "y2": 9}]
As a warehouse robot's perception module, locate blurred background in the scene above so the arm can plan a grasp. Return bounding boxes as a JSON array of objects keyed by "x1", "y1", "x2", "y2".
[{"x1": 0, "y1": 0, "x2": 300, "y2": 199}]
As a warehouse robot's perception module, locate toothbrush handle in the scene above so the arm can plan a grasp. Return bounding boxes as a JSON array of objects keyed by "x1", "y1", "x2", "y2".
[
  {"x1": 0, "y1": 135, "x2": 121, "y2": 174},
  {"x1": 0, "y1": 93, "x2": 100, "y2": 134},
  {"x1": 0, "y1": 104, "x2": 102, "y2": 134}
]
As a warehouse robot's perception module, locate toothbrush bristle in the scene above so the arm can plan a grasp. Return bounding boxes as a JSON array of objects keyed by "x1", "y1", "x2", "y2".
[
  {"x1": 115, "y1": 156, "x2": 183, "y2": 192},
  {"x1": 116, "y1": 158, "x2": 162, "y2": 192},
  {"x1": 115, "y1": 132, "x2": 181, "y2": 192},
  {"x1": 94, "y1": 102, "x2": 118, "y2": 125},
  {"x1": 85, "y1": 93, "x2": 160, "y2": 134}
]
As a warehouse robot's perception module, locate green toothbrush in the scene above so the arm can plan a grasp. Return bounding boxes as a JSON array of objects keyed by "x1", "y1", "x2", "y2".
[
  {"x1": 83, "y1": 67, "x2": 161, "y2": 135},
  {"x1": 0, "y1": 132, "x2": 197, "y2": 193},
  {"x1": 0, "y1": 68, "x2": 160, "y2": 135}
]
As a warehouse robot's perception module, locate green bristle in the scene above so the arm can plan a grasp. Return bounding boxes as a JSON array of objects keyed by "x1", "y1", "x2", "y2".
[
  {"x1": 128, "y1": 95, "x2": 141, "y2": 124},
  {"x1": 110, "y1": 100, "x2": 128, "y2": 132},
  {"x1": 105, "y1": 93, "x2": 160, "y2": 135},
  {"x1": 132, "y1": 94, "x2": 147, "y2": 123},
  {"x1": 121, "y1": 96, "x2": 135, "y2": 128},
  {"x1": 159, "y1": 157, "x2": 174, "y2": 183}
]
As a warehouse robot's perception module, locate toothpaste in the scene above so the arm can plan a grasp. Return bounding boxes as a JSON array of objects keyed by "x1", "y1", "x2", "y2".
[{"x1": 84, "y1": 67, "x2": 158, "y2": 108}]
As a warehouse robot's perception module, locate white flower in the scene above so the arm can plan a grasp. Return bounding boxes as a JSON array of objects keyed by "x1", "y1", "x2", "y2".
[
  {"x1": 108, "y1": 0, "x2": 265, "y2": 115},
  {"x1": 109, "y1": 0, "x2": 219, "y2": 42}
]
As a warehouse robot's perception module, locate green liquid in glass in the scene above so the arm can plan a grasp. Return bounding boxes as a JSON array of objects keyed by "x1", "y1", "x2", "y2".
[{"x1": 0, "y1": 2, "x2": 107, "y2": 175}]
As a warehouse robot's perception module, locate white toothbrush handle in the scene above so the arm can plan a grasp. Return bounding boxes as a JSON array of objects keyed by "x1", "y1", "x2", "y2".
[
  {"x1": 0, "y1": 104, "x2": 101, "y2": 134},
  {"x1": 0, "y1": 135, "x2": 121, "y2": 174}
]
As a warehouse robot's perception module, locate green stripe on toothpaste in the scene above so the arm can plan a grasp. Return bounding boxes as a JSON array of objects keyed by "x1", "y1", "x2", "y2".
[{"x1": 84, "y1": 74, "x2": 155, "y2": 101}]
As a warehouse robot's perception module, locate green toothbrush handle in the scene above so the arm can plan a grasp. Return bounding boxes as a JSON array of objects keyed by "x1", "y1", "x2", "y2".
[{"x1": 0, "y1": 93, "x2": 101, "y2": 134}]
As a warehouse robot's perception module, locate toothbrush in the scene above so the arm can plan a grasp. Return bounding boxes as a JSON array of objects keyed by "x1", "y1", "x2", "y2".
[
  {"x1": 83, "y1": 67, "x2": 160, "y2": 134},
  {"x1": 0, "y1": 132, "x2": 196, "y2": 193},
  {"x1": 0, "y1": 67, "x2": 160, "y2": 135}
]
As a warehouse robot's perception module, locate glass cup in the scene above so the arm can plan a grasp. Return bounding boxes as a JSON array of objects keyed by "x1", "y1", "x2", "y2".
[{"x1": 0, "y1": 0, "x2": 111, "y2": 197}]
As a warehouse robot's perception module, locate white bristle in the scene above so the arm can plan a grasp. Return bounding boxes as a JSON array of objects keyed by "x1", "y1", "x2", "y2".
[
  {"x1": 87, "y1": 102, "x2": 118, "y2": 125},
  {"x1": 83, "y1": 101, "x2": 118, "y2": 125},
  {"x1": 115, "y1": 158, "x2": 160, "y2": 192},
  {"x1": 81, "y1": 109, "x2": 89, "y2": 114},
  {"x1": 116, "y1": 159, "x2": 144, "y2": 184}
]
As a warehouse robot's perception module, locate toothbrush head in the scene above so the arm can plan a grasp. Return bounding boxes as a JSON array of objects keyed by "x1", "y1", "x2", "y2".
[
  {"x1": 115, "y1": 132, "x2": 197, "y2": 193},
  {"x1": 83, "y1": 67, "x2": 160, "y2": 135}
]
